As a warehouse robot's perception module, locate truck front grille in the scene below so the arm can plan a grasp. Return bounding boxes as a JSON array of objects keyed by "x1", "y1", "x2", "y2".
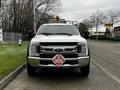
[
  {"x1": 38, "y1": 42, "x2": 80, "y2": 58},
  {"x1": 40, "y1": 53, "x2": 78, "y2": 58}
]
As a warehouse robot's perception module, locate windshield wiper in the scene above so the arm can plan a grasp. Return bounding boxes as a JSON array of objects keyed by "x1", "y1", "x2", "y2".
[
  {"x1": 55, "y1": 33, "x2": 73, "y2": 36},
  {"x1": 39, "y1": 33, "x2": 53, "y2": 35},
  {"x1": 39, "y1": 33, "x2": 73, "y2": 36}
]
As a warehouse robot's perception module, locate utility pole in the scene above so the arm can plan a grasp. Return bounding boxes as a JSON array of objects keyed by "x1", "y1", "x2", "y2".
[
  {"x1": 96, "y1": 24, "x2": 98, "y2": 40},
  {"x1": 13, "y1": 0, "x2": 16, "y2": 32},
  {"x1": 0, "y1": 0, "x2": 2, "y2": 28},
  {"x1": 33, "y1": 0, "x2": 37, "y2": 34}
]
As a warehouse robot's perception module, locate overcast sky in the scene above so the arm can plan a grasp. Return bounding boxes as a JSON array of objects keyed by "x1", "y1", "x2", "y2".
[{"x1": 59, "y1": 0, "x2": 120, "y2": 22}]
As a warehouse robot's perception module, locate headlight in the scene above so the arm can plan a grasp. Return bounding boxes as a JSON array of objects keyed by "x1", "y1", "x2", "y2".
[
  {"x1": 78, "y1": 42, "x2": 88, "y2": 56},
  {"x1": 29, "y1": 42, "x2": 39, "y2": 57}
]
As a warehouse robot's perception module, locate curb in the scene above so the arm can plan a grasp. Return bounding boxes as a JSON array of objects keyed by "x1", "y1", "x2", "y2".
[{"x1": 0, "y1": 62, "x2": 26, "y2": 90}]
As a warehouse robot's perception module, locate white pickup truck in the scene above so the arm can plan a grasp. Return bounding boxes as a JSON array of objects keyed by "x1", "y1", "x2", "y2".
[{"x1": 27, "y1": 23, "x2": 90, "y2": 77}]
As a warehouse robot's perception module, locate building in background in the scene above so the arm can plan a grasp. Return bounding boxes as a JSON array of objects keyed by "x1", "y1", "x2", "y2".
[
  {"x1": 112, "y1": 22, "x2": 120, "y2": 39},
  {"x1": 114, "y1": 26, "x2": 120, "y2": 39},
  {"x1": 88, "y1": 25, "x2": 106, "y2": 36}
]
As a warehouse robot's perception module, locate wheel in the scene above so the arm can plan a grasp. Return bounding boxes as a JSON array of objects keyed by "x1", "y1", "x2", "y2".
[
  {"x1": 80, "y1": 47, "x2": 90, "y2": 77},
  {"x1": 27, "y1": 63, "x2": 36, "y2": 77},
  {"x1": 80, "y1": 63, "x2": 90, "y2": 77}
]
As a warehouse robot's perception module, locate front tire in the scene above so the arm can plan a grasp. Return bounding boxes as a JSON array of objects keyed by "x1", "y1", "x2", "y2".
[
  {"x1": 80, "y1": 63, "x2": 90, "y2": 77},
  {"x1": 27, "y1": 63, "x2": 36, "y2": 77}
]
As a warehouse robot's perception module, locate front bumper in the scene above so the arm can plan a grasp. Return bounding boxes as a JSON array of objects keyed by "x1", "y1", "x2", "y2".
[{"x1": 27, "y1": 56, "x2": 90, "y2": 68}]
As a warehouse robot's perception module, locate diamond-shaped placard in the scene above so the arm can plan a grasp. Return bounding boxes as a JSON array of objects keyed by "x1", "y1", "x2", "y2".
[{"x1": 52, "y1": 54, "x2": 65, "y2": 68}]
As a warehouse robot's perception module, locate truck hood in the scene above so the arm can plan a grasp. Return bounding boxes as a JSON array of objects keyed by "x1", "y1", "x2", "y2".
[{"x1": 31, "y1": 35, "x2": 87, "y2": 43}]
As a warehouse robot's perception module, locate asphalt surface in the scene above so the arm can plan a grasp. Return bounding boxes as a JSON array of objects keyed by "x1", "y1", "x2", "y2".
[
  {"x1": 89, "y1": 40, "x2": 120, "y2": 83},
  {"x1": 3, "y1": 40, "x2": 120, "y2": 90}
]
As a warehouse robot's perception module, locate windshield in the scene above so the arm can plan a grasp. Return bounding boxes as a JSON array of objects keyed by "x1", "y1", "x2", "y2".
[{"x1": 37, "y1": 25, "x2": 79, "y2": 35}]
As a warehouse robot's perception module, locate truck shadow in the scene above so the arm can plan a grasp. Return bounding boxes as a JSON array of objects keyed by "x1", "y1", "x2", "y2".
[{"x1": 31, "y1": 68, "x2": 89, "y2": 81}]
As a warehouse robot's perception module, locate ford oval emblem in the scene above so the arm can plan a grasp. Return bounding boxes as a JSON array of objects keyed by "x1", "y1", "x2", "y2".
[{"x1": 55, "y1": 48, "x2": 63, "y2": 52}]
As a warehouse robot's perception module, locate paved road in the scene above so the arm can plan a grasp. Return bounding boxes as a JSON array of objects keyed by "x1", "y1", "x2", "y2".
[
  {"x1": 3, "y1": 40, "x2": 120, "y2": 90},
  {"x1": 88, "y1": 40, "x2": 120, "y2": 83}
]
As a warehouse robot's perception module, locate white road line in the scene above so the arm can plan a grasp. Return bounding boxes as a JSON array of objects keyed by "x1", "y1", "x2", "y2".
[{"x1": 91, "y1": 61, "x2": 120, "y2": 84}]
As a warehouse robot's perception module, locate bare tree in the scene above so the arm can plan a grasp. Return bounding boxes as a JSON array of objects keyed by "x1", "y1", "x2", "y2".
[
  {"x1": 102, "y1": 9, "x2": 120, "y2": 37},
  {"x1": 90, "y1": 10, "x2": 106, "y2": 40},
  {"x1": 0, "y1": 0, "x2": 62, "y2": 39},
  {"x1": 0, "y1": 0, "x2": 10, "y2": 29},
  {"x1": 34, "y1": 0, "x2": 62, "y2": 33},
  {"x1": 106, "y1": 10, "x2": 120, "y2": 26},
  {"x1": 83, "y1": 18, "x2": 95, "y2": 36},
  {"x1": 36, "y1": 0, "x2": 61, "y2": 16},
  {"x1": 36, "y1": 0, "x2": 61, "y2": 23}
]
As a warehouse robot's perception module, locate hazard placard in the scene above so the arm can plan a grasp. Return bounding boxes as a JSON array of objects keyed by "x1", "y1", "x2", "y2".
[{"x1": 52, "y1": 54, "x2": 65, "y2": 68}]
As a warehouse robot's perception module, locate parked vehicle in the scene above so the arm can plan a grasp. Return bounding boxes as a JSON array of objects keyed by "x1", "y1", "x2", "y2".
[{"x1": 27, "y1": 23, "x2": 90, "y2": 77}]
